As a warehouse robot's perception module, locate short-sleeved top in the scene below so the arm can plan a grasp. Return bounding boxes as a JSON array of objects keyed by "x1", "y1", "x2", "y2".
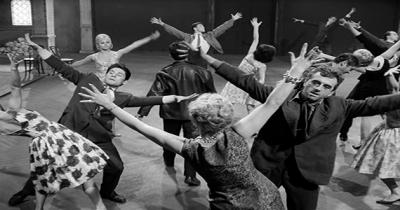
[{"x1": 182, "y1": 127, "x2": 283, "y2": 210}]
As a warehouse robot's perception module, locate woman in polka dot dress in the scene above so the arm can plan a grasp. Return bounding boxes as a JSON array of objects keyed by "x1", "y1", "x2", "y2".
[{"x1": 0, "y1": 55, "x2": 108, "y2": 210}]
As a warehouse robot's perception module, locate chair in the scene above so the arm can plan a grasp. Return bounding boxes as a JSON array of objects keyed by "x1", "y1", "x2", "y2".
[
  {"x1": 23, "y1": 50, "x2": 45, "y2": 79},
  {"x1": 48, "y1": 46, "x2": 74, "y2": 75}
]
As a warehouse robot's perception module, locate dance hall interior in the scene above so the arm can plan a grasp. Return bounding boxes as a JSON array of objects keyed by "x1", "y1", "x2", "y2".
[{"x1": 1, "y1": 0, "x2": 400, "y2": 210}]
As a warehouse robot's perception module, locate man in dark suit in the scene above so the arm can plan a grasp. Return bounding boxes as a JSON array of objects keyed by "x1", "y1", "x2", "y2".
[
  {"x1": 9, "y1": 37, "x2": 186, "y2": 205},
  {"x1": 137, "y1": 41, "x2": 216, "y2": 186},
  {"x1": 150, "y1": 12, "x2": 242, "y2": 67},
  {"x1": 199, "y1": 49, "x2": 400, "y2": 210}
]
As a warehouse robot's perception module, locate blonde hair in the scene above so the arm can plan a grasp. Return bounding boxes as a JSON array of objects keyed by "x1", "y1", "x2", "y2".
[
  {"x1": 353, "y1": 49, "x2": 374, "y2": 67},
  {"x1": 95, "y1": 34, "x2": 113, "y2": 51},
  {"x1": 188, "y1": 93, "x2": 233, "y2": 135}
]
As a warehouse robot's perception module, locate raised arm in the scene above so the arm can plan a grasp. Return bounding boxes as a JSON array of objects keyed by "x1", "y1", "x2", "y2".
[
  {"x1": 380, "y1": 39, "x2": 400, "y2": 59},
  {"x1": 200, "y1": 48, "x2": 274, "y2": 103},
  {"x1": 80, "y1": 84, "x2": 185, "y2": 155},
  {"x1": 7, "y1": 55, "x2": 23, "y2": 111},
  {"x1": 210, "y1": 12, "x2": 242, "y2": 38},
  {"x1": 247, "y1": 17, "x2": 262, "y2": 55},
  {"x1": 71, "y1": 55, "x2": 93, "y2": 68},
  {"x1": 25, "y1": 33, "x2": 84, "y2": 84},
  {"x1": 384, "y1": 65, "x2": 400, "y2": 93},
  {"x1": 233, "y1": 43, "x2": 312, "y2": 139},
  {"x1": 150, "y1": 17, "x2": 190, "y2": 40},
  {"x1": 116, "y1": 31, "x2": 160, "y2": 58}
]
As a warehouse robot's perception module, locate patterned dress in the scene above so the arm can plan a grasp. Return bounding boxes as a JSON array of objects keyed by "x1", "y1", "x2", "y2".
[
  {"x1": 8, "y1": 109, "x2": 109, "y2": 194},
  {"x1": 351, "y1": 109, "x2": 400, "y2": 178},
  {"x1": 182, "y1": 127, "x2": 284, "y2": 210},
  {"x1": 220, "y1": 54, "x2": 266, "y2": 106}
]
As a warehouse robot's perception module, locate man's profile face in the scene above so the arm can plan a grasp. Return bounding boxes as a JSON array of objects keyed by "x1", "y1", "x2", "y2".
[
  {"x1": 104, "y1": 67, "x2": 127, "y2": 87},
  {"x1": 302, "y1": 72, "x2": 338, "y2": 102},
  {"x1": 388, "y1": 31, "x2": 399, "y2": 42}
]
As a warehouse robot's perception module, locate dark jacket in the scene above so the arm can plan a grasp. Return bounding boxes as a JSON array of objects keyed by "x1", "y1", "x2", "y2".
[
  {"x1": 137, "y1": 61, "x2": 216, "y2": 120},
  {"x1": 45, "y1": 55, "x2": 164, "y2": 143},
  {"x1": 356, "y1": 28, "x2": 394, "y2": 56},
  {"x1": 161, "y1": 19, "x2": 236, "y2": 54},
  {"x1": 214, "y1": 62, "x2": 400, "y2": 185}
]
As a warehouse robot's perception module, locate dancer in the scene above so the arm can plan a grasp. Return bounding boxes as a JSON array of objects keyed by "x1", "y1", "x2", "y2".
[
  {"x1": 341, "y1": 19, "x2": 398, "y2": 56},
  {"x1": 150, "y1": 12, "x2": 242, "y2": 67},
  {"x1": 137, "y1": 41, "x2": 216, "y2": 186},
  {"x1": 220, "y1": 17, "x2": 276, "y2": 113},
  {"x1": 80, "y1": 43, "x2": 316, "y2": 210},
  {"x1": 351, "y1": 65, "x2": 400, "y2": 205},
  {"x1": 207, "y1": 40, "x2": 400, "y2": 209},
  {"x1": 1, "y1": 54, "x2": 108, "y2": 210},
  {"x1": 8, "y1": 34, "x2": 193, "y2": 206},
  {"x1": 339, "y1": 36, "x2": 400, "y2": 145},
  {"x1": 293, "y1": 16, "x2": 338, "y2": 54},
  {"x1": 71, "y1": 31, "x2": 160, "y2": 137},
  {"x1": 71, "y1": 31, "x2": 160, "y2": 80}
]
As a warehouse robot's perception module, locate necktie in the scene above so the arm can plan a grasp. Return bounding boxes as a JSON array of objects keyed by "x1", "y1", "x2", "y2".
[
  {"x1": 296, "y1": 100, "x2": 309, "y2": 142},
  {"x1": 103, "y1": 86, "x2": 115, "y2": 102}
]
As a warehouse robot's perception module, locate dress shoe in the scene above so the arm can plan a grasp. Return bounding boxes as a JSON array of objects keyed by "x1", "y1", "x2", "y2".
[
  {"x1": 8, "y1": 190, "x2": 34, "y2": 206},
  {"x1": 101, "y1": 191, "x2": 126, "y2": 203},
  {"x1": 184, "y1": 176, "x2": 201, "y2": 186},
  {"x1": 352, "y1": 144, "x2": 361, "y2": 150}
]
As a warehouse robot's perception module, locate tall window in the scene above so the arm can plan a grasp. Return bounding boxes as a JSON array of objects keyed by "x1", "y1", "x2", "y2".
[{"x1": 11, "y1": 0, "x2": 33, "y2": 26}]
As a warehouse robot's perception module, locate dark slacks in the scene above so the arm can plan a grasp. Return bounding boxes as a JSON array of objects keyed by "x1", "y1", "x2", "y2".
[
  {"x1": 267, "y1": 152, "x2": 320, "y2": 210},
  {"x1": 97, "y1": 142, "x2": 124, "y2": 196},
  {"x1": 163, "y1": 119, "x2": 197, "y2": 177},
  {"x1": 17, "y1": 142, "x2": 123, "y2": 197}
]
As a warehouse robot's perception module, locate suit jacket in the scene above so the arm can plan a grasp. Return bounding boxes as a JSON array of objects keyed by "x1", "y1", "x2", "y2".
[
  {"x1": 214, "y1": 62, "x2": 400, "y2": 185},
  {"x1": 137, "y1": 61, "x2": 216, "y2": 120},
  {"x1": 356, "y1": 28, "x2": 394, "y2": 56},
  {"x1": 45, "y1": 55, "x2": 164, "y2": 143},
  {"x1": 162, "y1": 19, "x2": 235, "y2": 54}
]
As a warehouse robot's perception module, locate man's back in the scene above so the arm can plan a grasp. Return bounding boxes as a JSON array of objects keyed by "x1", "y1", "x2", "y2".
[{"x1": 138, "y1": 61, "x2": 216, "y2": 120}]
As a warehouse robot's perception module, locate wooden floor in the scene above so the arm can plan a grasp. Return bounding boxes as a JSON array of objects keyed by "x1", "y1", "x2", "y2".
[{"x1": 0, "y1": 52, "x2": 399, "y2": 210}]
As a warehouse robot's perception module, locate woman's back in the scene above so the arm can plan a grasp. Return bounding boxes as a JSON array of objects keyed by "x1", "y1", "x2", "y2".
[{"x1": 182, "y1": 127, "x2": 283, "y2": 210}]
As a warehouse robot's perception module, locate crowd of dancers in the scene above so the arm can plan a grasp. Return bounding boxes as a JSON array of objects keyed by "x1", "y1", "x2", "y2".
[{"x1": 2, "y1": 7, "x2": 400, "y2": 210}]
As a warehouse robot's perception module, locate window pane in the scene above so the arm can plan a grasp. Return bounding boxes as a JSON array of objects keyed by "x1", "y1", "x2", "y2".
[{"x1": 11, "y1": 0, "x2": 32, "y2": 26}]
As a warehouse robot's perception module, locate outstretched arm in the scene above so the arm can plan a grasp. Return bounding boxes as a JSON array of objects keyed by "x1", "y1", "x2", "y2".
[
  {"x1": 380, "y1": 39, "x2": 400, "y2": 59},
  {"x1": 247, "y1": 17, "x2": 262, "y2": 55},
  {"x1": 25, "y1": 34, "x2": 84, "y2": 84},
  {"x1": 79, "y1": 84, "x2": 186, "y2": 155},
  {"x1": 150, "y1": 17, "x2": 190, "y2": 40},
  {"x1": 211, "y1": 12, "x2": 242, "y2": 37},
  {"x1": 71, "y1": 55, "x2": 93, "y2": 68},
  {"x1": 7, "y1": 55, "x2": 23, "y2": 111},
  {"x1": 233, "y1": 43, "x2": 313, "y2": 139},
  {"x1": 116, "y1": 31, "x2": 160, "y2": 58}
]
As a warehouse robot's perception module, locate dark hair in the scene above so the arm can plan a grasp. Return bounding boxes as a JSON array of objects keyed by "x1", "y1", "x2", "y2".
[
  {"x1": 253, "y1": 44, "x2": 276, "y2": 63},
  {"x1": 303, "y1": 64, "x2": 344, "y2": 90},
  {"x1": 192, "y1": 22, "x2": 203, "y2": 28},
  {"x1": 384, "y1": 31, "x2": 396, "y2": 39},
  {"x1": 106, "y1": 63, "x2": 131, "y2": 81},
  {"x1": 333, "y1": 53, "x2": 359, "y2": 67},
  {"x1": 168, "y1": 41, "x2": 189, "y2": 61}
]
